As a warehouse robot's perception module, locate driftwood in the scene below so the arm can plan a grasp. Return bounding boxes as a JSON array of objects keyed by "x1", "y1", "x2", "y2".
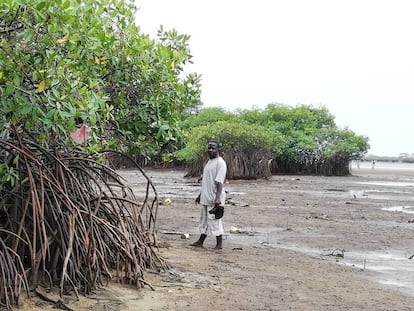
[{"x1": 0, "y1": 131, "x2": 166, "y2": 310}]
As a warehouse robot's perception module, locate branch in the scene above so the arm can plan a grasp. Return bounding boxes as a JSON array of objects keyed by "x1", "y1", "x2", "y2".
[
  {"x1": 6, "y1": 5, "x2": 21, "y2": 28},
  {"x1": 0, "y1": 25, "x2": 24, "y2": 34},
  {"x1": 0, "y1": 45, "x2": 35, "y2": 86}
]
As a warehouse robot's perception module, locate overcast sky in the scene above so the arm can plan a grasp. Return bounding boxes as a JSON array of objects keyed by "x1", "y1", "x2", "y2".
[{"x1": 135, "y1": 0, "x2": 414, "y2": 157}]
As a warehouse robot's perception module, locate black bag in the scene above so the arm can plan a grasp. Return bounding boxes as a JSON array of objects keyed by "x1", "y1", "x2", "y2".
[{"x1": 208, "y1": 205, "x2": 224, "y2": 219}]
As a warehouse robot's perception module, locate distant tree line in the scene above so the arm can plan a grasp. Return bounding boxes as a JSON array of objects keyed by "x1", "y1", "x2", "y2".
[{"x1": 365, "y1": 155, "x2": 414, "y2": 163}]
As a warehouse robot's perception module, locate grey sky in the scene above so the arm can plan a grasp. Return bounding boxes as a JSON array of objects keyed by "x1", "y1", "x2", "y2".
[{"x1": 135, "y1": 0, "x2": 414, "y2": 156}]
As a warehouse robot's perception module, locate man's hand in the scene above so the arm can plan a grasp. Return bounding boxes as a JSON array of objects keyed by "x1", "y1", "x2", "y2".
[
  {"x1": 195, "y1": 194, "x2": 200, "y2": 204},
  {"x1": 209, "y1": 204, "x2": 224, "y2": 219}
]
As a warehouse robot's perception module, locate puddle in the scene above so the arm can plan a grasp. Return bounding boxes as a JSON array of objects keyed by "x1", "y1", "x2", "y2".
[
  {"x1": 382, "y1": 206, "x2": 414, "y2": 214},
  {"x1": 228, "y1": 191, "x2": 247, "y2": 195},
  {"x1": 314, "y1": 247, "x2": 414, "y2": 296},
  {"x1": 356, "y1": 181, "x2": 414, "y2": 187},
  {"x1": 341, "y1": 250, "x2": 414, "y2": 296},
  {"x1": 240, "y1": 234, "x2": 414, "y2": 297},
  {"x1": 366, "y1": 189, "x2": 410, "y2": 195},
  {"x1": 280, "y1": 244, "x2": 414, "y2": 295}
]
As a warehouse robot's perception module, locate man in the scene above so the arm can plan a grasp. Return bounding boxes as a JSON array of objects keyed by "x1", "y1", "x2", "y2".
[{"x1": 191, "y1": 140, "x2": 227, "y2": 250}]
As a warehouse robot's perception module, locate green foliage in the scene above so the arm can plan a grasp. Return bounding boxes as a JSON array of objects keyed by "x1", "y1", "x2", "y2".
[
  {"x1": 1, "y1": 0, "x2": 122, "y2": 143},
  {"x1": 0, "y1": 0, "x2": 201, "y2": 157},
  {"x1": 236, "y1": 107, "x2": 272, "y2": 127},
  {"x1": 236, "y1": 103, "x2": 368, "y2": 161},
  {"x1": 105, "y1": 25, "x2": 202, "y2": 157},
  {"x1": 175, "y1": 121, "x2": 286, "y2": 161},
  {"x1": 177, "y1": 104, "x2": 369, "y2": 173},
  {"x1": 179, "y1": 107, "x2": 235, "y2": 130},
  {"x1": 0, "y1": 162, "x2": 17, "y2": 188},
  {"x1": 262, "y1": 103, "x2": 336, "y2": 132},
  {"x1": 316, "y1": 128, "x2": 369, "y2": 158}
]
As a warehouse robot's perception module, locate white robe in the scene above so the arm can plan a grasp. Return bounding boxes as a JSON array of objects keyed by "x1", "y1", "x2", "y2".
[{"x1": 198, "y1": 157, "x2": 227, "y2": 236}]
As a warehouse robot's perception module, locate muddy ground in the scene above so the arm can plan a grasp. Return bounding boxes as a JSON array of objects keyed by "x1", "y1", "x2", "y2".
[{"x1": 21, "y1": 162, "x2": 414, "y2": 310}]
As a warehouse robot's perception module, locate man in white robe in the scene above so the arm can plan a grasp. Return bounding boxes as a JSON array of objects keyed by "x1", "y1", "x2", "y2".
[{"x1": 191, "y1": 141, "x2": 227, "y2": 250}]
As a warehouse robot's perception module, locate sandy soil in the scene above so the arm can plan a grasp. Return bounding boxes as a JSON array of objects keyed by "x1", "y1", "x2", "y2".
[{"x1": 19, "y1": 162, "x2": 414, "y2": 310}]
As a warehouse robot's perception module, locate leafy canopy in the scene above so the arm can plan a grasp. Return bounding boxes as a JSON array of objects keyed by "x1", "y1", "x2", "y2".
[
  {"x1": 180, "y1": 107, "x2": 235, "y2": 130},
  {"x1": 0, "y1": 0, "x2": 201, "y2": 157},
  {"x1": 176, "y1": 121, "x2": 287, "y2": 161},
  {"x1": 177, "y1": 104, "x2": 369, "y2": 163}
]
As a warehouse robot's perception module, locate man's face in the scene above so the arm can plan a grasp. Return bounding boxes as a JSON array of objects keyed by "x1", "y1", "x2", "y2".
[{"x1": 207, "y1": 142, "x2": 219, "y2": 159}]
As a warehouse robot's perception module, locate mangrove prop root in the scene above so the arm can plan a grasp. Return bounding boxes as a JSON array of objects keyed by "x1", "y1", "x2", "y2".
[{"x1": 0, "y1": 132, "x2": 167, "y2": 310}]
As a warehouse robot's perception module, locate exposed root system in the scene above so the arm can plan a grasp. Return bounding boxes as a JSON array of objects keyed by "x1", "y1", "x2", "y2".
[{"x1": 0, "y1": 132, "x2": 166, "y2": 310}]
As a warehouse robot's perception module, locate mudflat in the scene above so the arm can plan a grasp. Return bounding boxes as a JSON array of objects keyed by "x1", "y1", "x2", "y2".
[{"x1": 20, "y1": 163, "x2": 414, "y2": 310}]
